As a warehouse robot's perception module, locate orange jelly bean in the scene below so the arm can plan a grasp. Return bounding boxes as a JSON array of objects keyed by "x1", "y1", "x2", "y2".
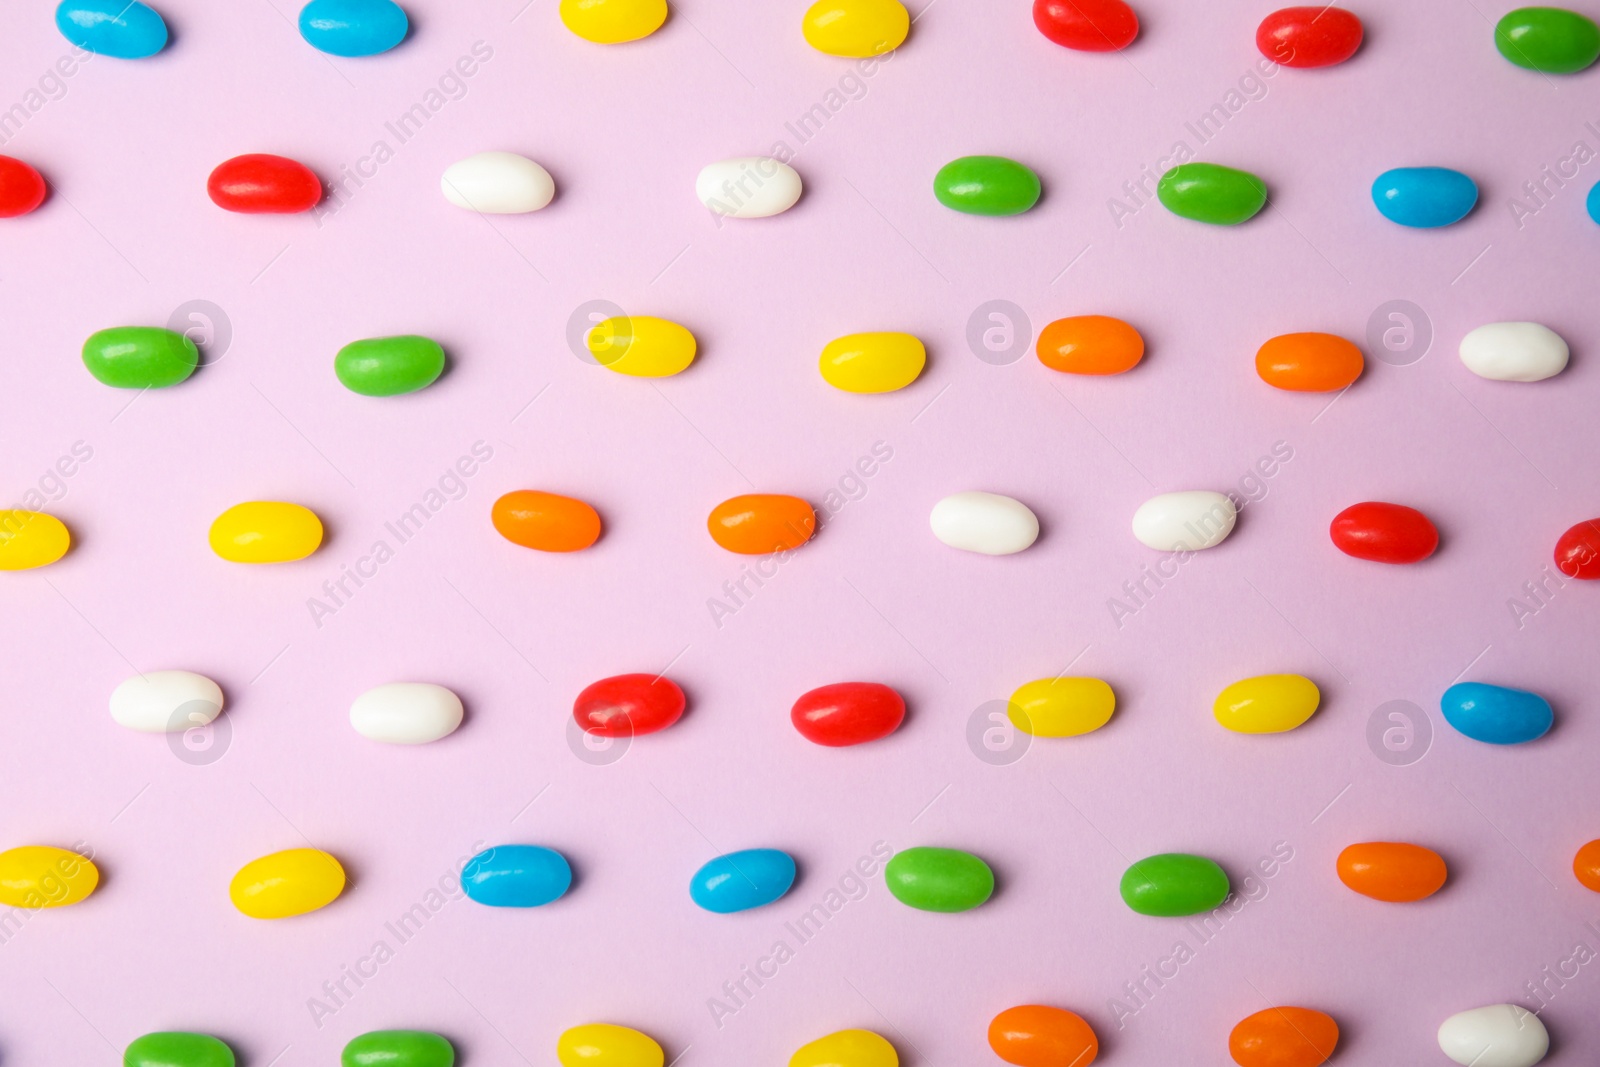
[
  {"x1": 988, "y1": 1005, "x2": 1098, "y2": 1067},
  {"x1": 707, "y1": 494, "x2": 815, "y2": 555},
  {"x1": 1036, "y1": 315, "x2": 1144, "y2": 375},
  {"x1": 1229, "y1": 1007, "x2": 1339, "y2": 1067},
  {"x1": 1574, "y1": 839, "x2": 1600, "y2": 891},
  {"x1": 492, "y1": 490, "x2": 602, "y2": 552},
  {"x1": 1336, "y1": 841, "x2": 1447, "y2": 902},
  {"x1": 1255, "y1": 332, "x2": 1364, "y2": 392}
]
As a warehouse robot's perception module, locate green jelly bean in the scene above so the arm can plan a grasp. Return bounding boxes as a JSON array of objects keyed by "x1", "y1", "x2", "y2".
[
  {"x1": 1120, "y1": 853, "x2": 1229, "y2": 916},
  {"x1": 933, "y1": 156, "x2": 1041, "y2": 216},
  {"x1": 885, "y1": 846, "x2": 994, "y2": 912},
  {"x1": 124, "y1": 1031, "x2": 234, "y2": 1067},
  {"x1": 343, "y1": 1030, "x2": 455, "y2": 1067},
  {"x1": 335, "y1": 335, "x2": 447, "y2": 397},
  {"x1": 82, "y1": 327, "x2": 199, "y2": 389},
  {"x1": 1495, "y1": 6, "x2": 1600, "y2": 72},
  {"x1": 1156, "y1": 163, "x2": 1267, "y2": 225}
]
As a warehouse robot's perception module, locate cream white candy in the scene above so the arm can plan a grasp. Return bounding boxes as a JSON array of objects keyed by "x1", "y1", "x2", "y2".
[
  {"x1": 1459, "y1": 322, "x2": 1568, "y2": 382},
  {"x1": 930, "y1": 492, "x2": 1040, "y2": 555},
  {"x1": 350, "y1": 682, "x2": 464, "y2": 744},
  {"x1": 110, "y1": 670, "x2": 224, "y2": 733},
  {"x1": 1132, "y1": 491, "x2": 1237, "y2": 552},
  {"x1": 1437, "y1": 1004, "x2": 1548, "y2": 1067},
  {"x1": 696, "y1": 157, "x2": 803, "y2": 219},
  {"x1": 441, "y1": 151, "x2": 555, "y2": 214}
]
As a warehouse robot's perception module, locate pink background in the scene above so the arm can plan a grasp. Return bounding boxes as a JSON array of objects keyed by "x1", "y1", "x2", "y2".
[{"x1": 1, "y1": 0, "x2": 1598, "y2": 1063}]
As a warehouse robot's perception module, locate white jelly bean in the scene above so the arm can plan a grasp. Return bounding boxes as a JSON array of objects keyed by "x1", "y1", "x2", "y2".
[
  {"x1": 929, "y1": 492, "x2": 1039, "y2": 555},
  {"x1": 1458, "y1": 322, "x2": 1568, "y2": 382},
  {"x1": 109, "y1": 670, "x2": 223, "y2": 733},
  {"x1": 350, "y1": 682, "x2": 464, "y2": 744},
  {"x1": 441, "y1": 151, "x2": 555, "y2": 214},
  {"x1": 1132, "y1": 491, "x2": 1237, "y2": 551},
  {"x1": 695, "y1": 157, "x2": 803, "y2": 219},
  {"x1": 1437, "y1": 1004, "x2": 1549, "y2": 1067}
]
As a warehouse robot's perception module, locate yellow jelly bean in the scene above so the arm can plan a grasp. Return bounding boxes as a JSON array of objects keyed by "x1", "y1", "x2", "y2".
[
  {"x1": 229, "y1": 848, "x2": 346, "y2": 919},
  {"x1": 819, "y1": 332, "x2": 926, "y2": 394},
  {"x1": 556, "y1": 1023, "x2": 664, "y2": 1067},
  {"x1": 0, "y1": 510, "x2": 70, "y2": 570},
  {"x1": 790, "y1": 1028, "x2": 899, "y2": 1067},
  {"x1": 802, "y1": 0, "x2": 910, "y2": 57},
  {"x1": 559, "y1": 0, "x2": 667, "y2": 43},
  {"x1": 209, "y1": 501, "x2": 323, "y2": 563},
  {"x1": 0, "y1": 846, "x2": 99, "y2": 908},
  {"x1": 1008, "y1": 677, "x2": 1116, "y2": 737},
  {"x1": 1213, "y1": 673, "x2": 1320, "y2": 734},
  {"x1": 587, "y1": 316, "x2": 696, "y2": 378}
]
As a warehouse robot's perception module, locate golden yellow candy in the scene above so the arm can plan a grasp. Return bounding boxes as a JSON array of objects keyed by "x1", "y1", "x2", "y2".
[
  {"x1": 587, "y1": 316, "x2": 697, "y2": 378},
  {"x1": 556, "y1": 1023, "x2": 664, "y2": 1067},
  {"x1": 0, "y1": 846, "x2": 99, "y2": 908},
  {"x1": 208, "y1": 501, "x2": 323, "y2": 563},
  {"x1": 560, "y1": 0, "x2": 668, "y2": 44},
  {"x1": 819, "y1": 332, "x2": 926, "y2": 394},
  {"x1": 802, "y1": 0, "x2": 910, "y2": 57},
  {"x1": 230, "y1": 848, "x2": 346, "y2": 919},
  {"x1": 1213, "y1": 673, "x2": 1320, "y2": 733},
  {"x1": 0, "y1": 510, "x2": 70, "y2": 570},
  {"x1": 1008, "y1": 677, "x2": 1116, "y2": 737},
  {"x1": 790, "y1": 1028, "x2": 899, "y2": 1067}
]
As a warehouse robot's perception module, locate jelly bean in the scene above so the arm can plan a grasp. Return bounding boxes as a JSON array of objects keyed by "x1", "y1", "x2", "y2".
[
  {"x1": 802, "y1": 0, "x2": 910, "y2": 57},
  {"x1": 790, "y1": 1029, "x2": 898, "y2": 1067},
  {"x1": 573, "y1": 673, "x2": 686, "y2": 737},
  {"x1": 1335, "y1": 841, "x2": 1447, "y2": 902},
  {"x1": 697, "y1": 158, "x2": 803, "y2": 219},
  {"x1": 1254, "y1": 332, "x2": 1363, "y2": 392},
  {"x1": 1440, "y1": 682, "x2": 1552, "y2": 745},
  {"x1": 556, "y1": 1024, "x2": 664, "y2": 1067},
  {"x1": 110, "y1": 670, "x2": 223, "y2": 733},
  {"x1": 441, "y1": 151, "x2": 555, "y2": 214},
  {"x1": 1213, "y1": 674, "x2": 1319, "y2": 734},
  {"x1": 209, "y1": 502, "x2": 323, "y2": 563},
  {"x1": 1437, "y1": 1005, "x2": 1548, "y2": 1067},
  {"x1": 125, "y1": 1033, "x2": 235, "y2": 1067},
  {"x1": 1554, "y1": 518, "x2": 1600, "y2": 578},
  {"x1": 560, "y1": 0, "x2": 668, "y2": 44},
  {"x1": 0, "y1": 511, "x2": 70, "y2": 570},
  {"x1": 230, "y1": 847, "x2": 346, "y2": 918},
  {"x1": 819, "y1": 332, "x2": 926, "y2": 393},
  {"x1": 1458, "y1": 321, "x2": 1568, "y2": 382},
  {"x1": 0, "y1": 155, "x2": 47, "y2": 217},
  {"x1": 463, "y1": 844, "x2": 572, "y2": 907},
  {"x1": 1229, "y1": 1007, "x2": 1339, "y2": 1067},
  {"x1": 1574, "y1": 839, "x2": 1600, "y2": 891},
  {"x1": 690, "y1": 848, "x2": 797, "y2": 913},
  {"x1": 207, "y1": 154, "x2": 322, "y2": 214},
  {"x1": 933, "y1": 156, "x2": 1041, "y2": 216},
  {"x1": 708, "y1": 494, "x2": 816, "y2": 554},
  {"x1": 1131, "y1": 491, "x2": 1236, "y2": 552},
  {"x1": 492, "y1": 490, "x2": 602, "y2": 552},
  {"x1": 335, "y1": 335, "x2": 446, "y2": 396},
  {"x1": 349, "y1": 682, "x2": 463, "y2": 744},
  {"x1": 587, "y1": 315, "x2": 697, "y2": 377},
  {"x1": 1008, "y1": 677, "x2": 1115, "y2": 737},
  {"x1": 1120, "y1": 853, "x2": 1229, "y2": 916},
  {"x1": 1036, "y1": 315, "x2": 1144, "y2": 375},
  {"x1": 55, "y1": 0, "x2": 168, "y2": 57},
  {"x1": 1495, "y1": 6, "x2": 1600, "y2": 72},
  {"x1": 1329, "y1": 502, "x2": 1438, "y2": 564},
  {"x1": 1032, "y1": 0, "x2": 1138, "y2": 51},
  {"x1": 884, "y1": 846, "x2": 993, "y2": 912},
  {"x1": 988, "y1": 1004, "x2": 1099, "y2": 1067},
  {"x1": 299, "y1": 0, "x2": 409, "y2": 56},
  {"x1": 0, "y1": 845, "x2": 99, "y2": 907},
  {"x1": 1371, "y1": 167, "x2": 1477, "y2": 228},
  {"x1": 1589, "y1": 180, "x2": 1600, "y2": 224},
  {"x1": 343, "y1": 1030, "x2": 454, "y2": 1067},
  {"x1": 82, "y1": 325, "x2": 198, "y2": 388},
  {"x1": 1157, "y1": 163, "x2": 1266, "y2": 225},
  {"x1": 930, "y1": 492, "x2": 1039, "y2": 555},
  {"x1": 1255, "y1": 7, "x2": 1362, "y2": 67},
  {"x1": 791, "y1": 682, "x2": 905, "y2": 746}
]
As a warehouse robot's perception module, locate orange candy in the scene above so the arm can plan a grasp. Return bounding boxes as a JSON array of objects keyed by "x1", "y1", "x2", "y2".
[
  {"x1": 492, "y1": 490, "x2": 602, "y2": 552},
  {"x1": 1229, "y1": 1007, "x2": 1339, "y2": 1067},
  {"x1": 1336, "y1": 841, "x2": 1447, "y2": 902},
  {"x1": 707, "y1": 494, "x2": 815, "y2": 555},
  {"x1": 988, "y1": 1005, "x2": 1098, "y2": 1067},
  {"x1": 1575, "y1": 839, "x2": 1600, "y2": 891},
  {"x1": 1255, "y1": 333, "x2": 1364, "y2": 392},
  {"x1": 1036, "y1": 315, "x2": 1144, "y2": 375}
]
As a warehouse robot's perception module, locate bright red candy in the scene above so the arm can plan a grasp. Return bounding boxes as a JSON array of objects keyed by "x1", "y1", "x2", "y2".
[
  {"x1": 0, "y1": 155, "x2": 47, "y2": 218},
  {"x1": 1256, "y1": 6, "x2": 1363, "y2": 68},
  {"x1": 1555, "y1": 518, "x2": 1600, "y2": 579},
  {"x1": 791, "y1": 682, "x2": 905, "y2": 746},
  {"x1": 207, "y1": 153, "x2": 323, "y2": 214},
  {"x1": 573, "y1": 673, "x2": 686, "y2": 738},
  {"x1": 1330, "y1": 502, "x2": 1438, "y2": 564},
  {"x1": 1033, "y1": 0, "x2": 1139, "y2": 51}
]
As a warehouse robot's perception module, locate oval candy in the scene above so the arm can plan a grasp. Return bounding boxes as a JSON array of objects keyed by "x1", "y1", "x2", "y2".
[
  {"x1": 1336, "y1": 841, "x2": 1447, "y2": 902},
  {"x1": 0, "y1": 845, "x2": 99, "y2": 908},
  {"x1": 1440, "y1": 682, "x2": 1552, "y2": 745},
  {"x1": 1458, "y1": 321, "x2": 1568, "y2": 382},
  {"x1": 802, "y1": 0, "x2": 910, "y2": 57},
  {"x1": 492, "y1": 490, "x2": 602, "y2": 552},
  {"x1": 349, "y1": 682, "x2": 463, "y2": 744},
  {"x1": 1008, "y1": 677, "x2": 1115, "y2": 737},
  {"x1": 110, "y1": 669, "x2": 223, "y2": 733},
  {"x1": 587, "y1": 315, "x2": 696, "y2": 377},
  {"x1": 988, "y1": 1004, "x2": 1099, "y2": 1067},
  {"x1": 335, "y1": 335, "x2": 446, "y2": 396},
  {"x1": 230, "y1": 847, "x2": 346, "y2": 918},
  {"x1": 1371, "y1": 167, "x2": 1477, "y2": 228},
  {"x1": 463, "y1": 844, "x2": 572, "y2": 907},
  {"x1": 343, "y1": 1030, "x2": 454, "y2": 1067},
  {"x1": 791, "y1": 682, "x2": 905, "y2": 746},
  {"x1": 0, "y1": 511, "x2": 71, "y2": 571},
  {"x1": 1157, "y1": 163, "x2": 1266, "y2": 225},
  {"x1": 1120, "y1": 853, "x2": 1229, "y2": 916},
  {"x1": 819, "y1": 332, "x2": 926, "y2": 393},
  {"x1": 1032, "y1": 0, "x2": 1138, "y2": 51},
  {"x1": 1132, "y1": 491, "x2": 1237, "y2": 552},
  {"x1": 790, "y1": 1029, "x2": 898, "y2": 1067},
  {"x1": 126, "y1": 1033, "x2": 235, "y2": 1067},
  {"x1": 1255, "y1": 332, "x2": 1363, "y2": 392},
  {"x1": 1036, "y1": 315, "x2": 1144, "y2": 375},
  {"x1": 209, "y1": 502, "x2": 323, "y2": 563},
  {"x1": 1495, "y1": 6, "x2": 1600, "y2": 72},
  {"x1": 1330, "y1": 502, "x2": 1438, "y2": 564},
  {"x1": 1554, "y1": 518, "x2": 1600, "y2": 578},
  {"x1": 690, "y1": 848, "x2": 796, "y2": 913},
  {"x1": 299, "y1": 0, "x2": 409, "y2": 56},
  {"x1": 1574, "y1": 839, "x2": 1600, "y2": 891},
  {"x1": 208, "y1": 154, "x2": 322, "y2": 214},
  {"x1": 1213, "y1": 674, "x2": 1319, "y2": 734},
  {"x1": 1229, "y1": 1007, "x2": 1339, "y2": 1067},
  {"x1": 556, "y1": 1024, "x2": 664, "y2": 1067},
  {"x1": 0, "y1": 155, "x2": 47, "y2": 217},
  {"x1": 708, "y1": 494, "x2": 816, "y2": 554},
  {"x1": 82, "y1": 325, "x2": 198, "y2": 388},
  {"x1": 934, "y1": 156, "x2": 1041, "y2": 216},
  {"x1": 441, "y1": 151, "x2": 555, "y2": 214},
  {"x1": 1437, "y1": 1005, "x2": 1548, "y2": 1067},
  {"x1": 884, "y1": 846, "x2": 993, "y2": 912},
  {"x1": 697, "y1": 157, "x2": 803, "y2": 219},
  {"x1": 930, "y1": 492, "x2": 1039, "y2": 555},
  {"x1": 560, "y1": 0, "x2": 668, "y2": 44},
  {"x1": 55, "y1": 0, "x2": 168, "y2": 57},
  {"x1": 1589, "y1": 180, "x2": 1600, "y2": 224},
  {"x1": 574, "y1": 673, "x2": 686, "y2": 737},
  {"x1": 1255, "y1": 7, "x2": 1363, "y2": 67}
]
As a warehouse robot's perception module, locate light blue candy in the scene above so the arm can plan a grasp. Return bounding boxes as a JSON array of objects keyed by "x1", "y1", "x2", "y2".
[
  {"x1": 55, "y1": 0, "x2": 168, "y2": 58},
  {"x1": 1587, "y1": 180, "x2": 1600, "y2": 225},
  {"x1": 462, "y1": 845, "x2": 571, "y2": 907},
  {"x1": 1371, "y1": 167, "x2": 1478, "y2": 228},
  {"x1": 1440, "y1": 682, "x2": 1553, "y2": 745},
  {"x1": 690, "y1": 848, "x2": 796, "y2": 914},
  {"x1": 298, "y1": 0, "x2": 408, "y2": 56}
]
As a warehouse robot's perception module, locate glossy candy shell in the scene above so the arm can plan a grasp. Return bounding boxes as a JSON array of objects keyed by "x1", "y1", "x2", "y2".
[
  {"x1": 1440, "y1": 682, "x2": 1553, "y2": 744},
  {"x1": 1036, "y1": 315, "x2": 1144, "y2": 374},
  {"x1": 0, "y1": 511, "x2": 71, "y2": 570},
  {"x1": 209, "y1": 502, "x2": 324, "y2": 563},
  {"x1": 884, "y1": 847, "x2": 994, "y2": 912},
  {"x1": 229, "y1": 848, "x2": 346, "y2": 918},
  {"x1": 1032, "y1": 0, "x2": 1137, "y2": 51},
  {"x1": 556, "y1": 1024, "x2": 664, "y2": 1067},
  {"x1": 707, "y1": 494, "x2": 816, "y2": 554},
  {"x1": 988, "y1": 1005, "x2": 1099, "y2": 1067},
  {"x1": 0, "y1": 155, "x2": 47, "y2": 217},
  {"x1": 463, "y1": 845, "x2": 572, "y2": 907},
  {"x1": 1008, "y1": 677, "x2": 1115, "y2": 737},
  {"x1": 1229, "y1": 1007, "x2": 1339, "y2": 1067},
  {"x1": 1336, "y1": 842, "x2": 1448, "y2": 902},
  {"x1": 125, "y1": 1032, "x2": 236, "y2": 1067},
  {"x1": 573, "y1": 674, "x2": 686, "y2": 737},
  {"x1": 1255, "y1": 7, "x2": 1363, "y2": 67},
  {"x1": 1574, "y1": 839, "x2": 1600, "y2": 891},
  {"x1": 492, "y1": 491, "x2": 602, "y2": 552},
  {"x1": 789, "y1": 1029, "x2": 898, "y2": 1067},
  {"x1": 1495, "y1": 6, "x2": 1600, "y2": 72},
  {"x1": 342, "y1": 1030, "x2": 454, "y2": 1067},
  {"x1": 207, "y1": 154, "x2": 322, "y2": 213},
  {"x1": 587, "y1": 316, "x2": 697, "y2": 377},
  {"x1": 299, "y1": 0, "x2": 409, "y2": 56},
  {"x1": 335, "y1": 335, "x2": 445, "y2": 396},
  {"x1": 791, "y1": 682, "x2": 905, "y2": 746},
  {"x1": 1213, "y1": 674, "x2": 1320, "y2": 734},
  {"x1": 1255, "y1": 332, "x2": 1363, "y2": 391},
  {"x1": 82, "y1": 326, "x2": 198, "y2": 388},
  {"x1": 801, "y1": 0, "x2": 910, "y2": 57},
  {"x1": 1157, "y1": 163, "x2": 1266, "y2": 224},
  {"x1": 1120, "y1": 853, "x2": 1229, "y2": 916},
  {"x1": 56, "y1": 0, "x2": 168, "y2": 57},
  {"x1": 1329, "y1": 502, "x2": 1438, "y2": 563},
  {"x1": 1371, "y1": 167, "x2": 1477, "y2": 228},
  {"x1": 934, "y1": 156, "x2": 1041, "y2": 216},
  {"x1": 1554, "y1": 518, "x2": 1600, "y2": 578},
  {"x1": 0, "y1": 846, "x2": 99, "y2": 907},
  {"x1": 560, "y1": 0, "x2": 667, "y2": 43},
  {"x1": 689, "y1": 848, "x2": 797, "y2": 913}
]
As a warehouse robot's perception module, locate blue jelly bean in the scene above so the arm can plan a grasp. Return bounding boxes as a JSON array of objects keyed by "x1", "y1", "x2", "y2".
[
  {"x1": 1371, "y1": 167, "x2": 1478, "y2": 228},
  {"x1": 1587, "y1": 181, "x2": 1600, "y2": 225},
  {"x1": 690, "y1": 849, "x2": 797, "y2": 914},
  {"x1": 55, "y1": 0, "x2": 168, "y2": 58},
  {"x1": 462, "y1": 845, "x2": 572, "y2": 907},
  {"x1": 1440, "y1": 682, "x2": 1553, "y2": 745},
  {"x1": 298, "y1": 0, "x2": 408, "y2": 56}
]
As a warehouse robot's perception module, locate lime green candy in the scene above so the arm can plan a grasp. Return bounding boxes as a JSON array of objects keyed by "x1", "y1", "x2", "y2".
[
  {"x1": 1157, "y1": 162, "x2": 1267, "y2": 225},
  {"x1": 124, "y1": 1032, "x2": 234, "y2": 1067},
  {"x1": 1120, "y1": 853, "x2": 1230, "y2": 916},
  {"x1": 1495, "y1": 7, "x2": 1600, "y2": 72},
  {"x1": 934, "y1": 155, "x2": 1041, "y2": 216},
  {"x1": 343, "y1": 1030, "x2": 455, "y2": 1067},
  {"x1": 885, "y1": 846, "x2": 994, "y2": 912},
  {"x1": 335, "y1": 335, "x2": 446, "y2": 397},
  {"x1": 82, "y1": 326, "x2": 199, "y2": 389}
]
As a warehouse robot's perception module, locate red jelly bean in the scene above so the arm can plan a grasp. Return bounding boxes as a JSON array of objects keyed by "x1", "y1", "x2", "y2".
[
  {"x1": 573, "y1": 673, "x2": 686, "y2": 738},
  {"x1": 0, "y1": 155, "x2": 47, "y2": 218},
  {"x1": 207, "y1": 153, "x2": 323, "y2": 214},
  {"x1": 1033, "y1": 0, "x2": 1139, "y2": 51},
  {"x1": 1555, "y1": 518, "x2": 1600, "y2": 579},
  {"x1": 791, "y1": 682, "x2": 905, "y2": 747},
  {"x1": 1330, "y1": 502, "x2": 1438, "y2": 564},
  {"x1": 1256, "y1": 7, "x2": 1363, "y2": 68}
]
